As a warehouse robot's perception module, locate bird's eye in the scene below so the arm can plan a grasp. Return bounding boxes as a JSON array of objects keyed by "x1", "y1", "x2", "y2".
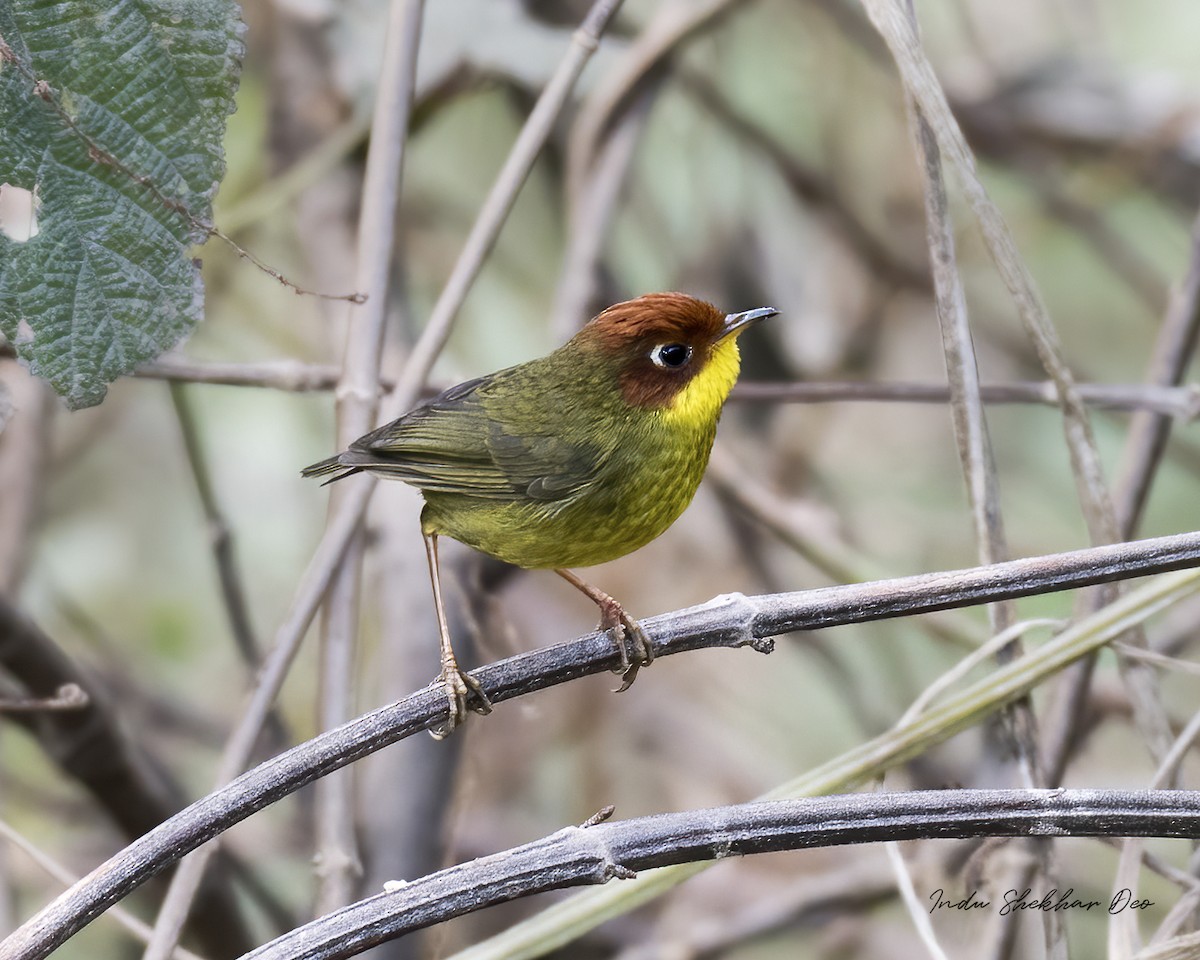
[{"x1": 649, "y1": 343, "x2": 692, "y2": 369}]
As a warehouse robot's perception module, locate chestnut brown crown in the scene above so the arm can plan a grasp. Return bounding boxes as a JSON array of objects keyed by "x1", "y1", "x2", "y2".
[{"x1": 575, "y1": 293, "x2": 730, "y2": 409}]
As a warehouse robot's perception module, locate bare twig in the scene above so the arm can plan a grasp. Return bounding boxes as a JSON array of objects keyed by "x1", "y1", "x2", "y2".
[
  {"x1": 732, "y1": 380, "x2": 1200, "y2": 417},
  {"x1": 900, "y1": 8, "x2": 1054, "y2": 958},
  {"x1": 0, "y1": 598, "x2": 256, "y2": 958},
  {"x1": 315, "y1": 0, "x2": 425, "y2": 922},
  {"x1": 5, "y1": 535, "x2": 1200, "y2": 959},
  {"x1": 1110, "y1": 643, "x2": 1200, "y2": 678},
  {"x1": 551, "y1": 82, "x2": 658, "y2": 337},
  {"x1": 566, "y1": 0, "x2": 745, "y2": 203},
  {"x1": 0, "y1": 819, "x2": 206, "y2": 960},
  {"x1": 859, "y1": 0, "x2": 1114, "y2": 543},
  {"x1": 247, "y1": 789, "x2": 1200, "y2": 960},
  {"x1": 1110, "y1": 707, "x2": 1200, "y2": 959},
  {"x1": 1114, "y1": 208, "x2": 1200, "y2": 538},
  {"x1": 122, "y1": 355, "x2": 1200, "y2": 417},
  {"x1": 861, "y1": 0, "x2": 1174, "y2": 829},
  {"x1": 168, "y1": 384, "x2": 262, "y2": 667}
]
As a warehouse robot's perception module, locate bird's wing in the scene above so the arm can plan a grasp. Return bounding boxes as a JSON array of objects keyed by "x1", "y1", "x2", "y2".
[{"x1": 341, "y1": 373, "x2": 606, "y2": 502}]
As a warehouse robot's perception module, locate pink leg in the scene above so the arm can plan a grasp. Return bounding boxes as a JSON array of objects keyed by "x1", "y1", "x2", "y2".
[
  {"x1": 554, "y1": 568, "x2": 653, "y2": 691},
  {"x1": 424, "y1": 532, "x2": 492, "y2": 737}
]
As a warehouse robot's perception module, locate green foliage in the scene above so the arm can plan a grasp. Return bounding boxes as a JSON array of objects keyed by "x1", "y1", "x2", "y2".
[{"x1": 0, "y1": 0, "x2": 243, "y2": 408}]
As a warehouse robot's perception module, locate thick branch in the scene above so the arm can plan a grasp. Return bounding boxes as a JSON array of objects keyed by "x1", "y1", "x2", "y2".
[
  {"x1": 241, "y1": 789, "x2": 1200, "y2": 960},
  {"x1": 0, "y1": 599, "x2": 255, "y2": 958},
  {"x1": 5, "y1": 532, "x2": 1200, "y2": 958}
]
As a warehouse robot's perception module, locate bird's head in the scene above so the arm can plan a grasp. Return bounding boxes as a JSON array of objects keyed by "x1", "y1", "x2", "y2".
[{"x1": 573, "y1": 293, "x2": 777, "y2": 420}]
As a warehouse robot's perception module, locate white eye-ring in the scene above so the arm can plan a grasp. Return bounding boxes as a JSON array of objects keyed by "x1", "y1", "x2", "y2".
[{"x1": 649, "y1": 342, "x2": 692, "y2": 369}]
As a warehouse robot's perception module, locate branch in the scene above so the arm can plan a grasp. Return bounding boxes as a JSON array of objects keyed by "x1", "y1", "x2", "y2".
[
  {"x1": 1114, "y1": 208, "x2": 1200, "y2": 537},
  {"x1": 168, "y1": 384, "x2": 262, "y2": 667},
  {"x1": 5, "y1": 533, "x2": 1200, "y2": 958},
  {"x1": 0, "y1": 598, "x2": 256, "y2": 958},
  {"x1": 314, "y1": 0, "x2": 425, "y2": 922},
  {"x1": 0, "y1": 818, "x2": 205, "y2": 960},
  {"x1": 110, "y1": 354, "x2": 1200, "y2": 419},
  {"x1": 244, "y1": 789, "x2": 1200, "y2": 960}
]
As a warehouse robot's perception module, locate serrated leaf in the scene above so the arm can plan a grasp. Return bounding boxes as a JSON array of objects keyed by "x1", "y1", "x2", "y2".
[{"x1": 0, "y1": 0, "x2": 243, "y2": 408}]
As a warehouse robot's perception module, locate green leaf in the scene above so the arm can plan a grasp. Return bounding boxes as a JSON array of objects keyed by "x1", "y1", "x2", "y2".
[{"x1": 0, "y1": 0, "x2": 243, "y2": 408}]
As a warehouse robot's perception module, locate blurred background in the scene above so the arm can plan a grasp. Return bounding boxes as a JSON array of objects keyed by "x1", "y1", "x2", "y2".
[{"x1": 1, "y1": 0, "x2": 1200, "y2": 957}]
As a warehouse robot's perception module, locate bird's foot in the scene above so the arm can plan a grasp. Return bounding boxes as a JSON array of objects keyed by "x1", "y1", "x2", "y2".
[
  {"x1": 597, "y1": 599, "x2": 653, "y2": 693},
  {"x1": 429, "y1": 662, "x2": 492, "y2": 740}
]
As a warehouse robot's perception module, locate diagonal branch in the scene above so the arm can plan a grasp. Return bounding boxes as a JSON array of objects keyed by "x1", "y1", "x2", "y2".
[
  {"x1": 314, "y1": 0, "x2": 425, "y2": 921},
  {"x1": 4, "y1": 532, "x2": 1200, "y2": 959},
  {"x1": 0, "y1": 598, "x2": 256, "y2": 958},
  {"x1": 1114, "y1": 208, "x2": 1200, "y2": 538}
]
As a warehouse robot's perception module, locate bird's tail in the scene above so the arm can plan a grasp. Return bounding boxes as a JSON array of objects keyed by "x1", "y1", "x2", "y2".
[{"x1": 300, "y1": 455, "x2": 362, "y2": 486}]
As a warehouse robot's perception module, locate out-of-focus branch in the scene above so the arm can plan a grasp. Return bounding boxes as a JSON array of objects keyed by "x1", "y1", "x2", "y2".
[
  {"x1": 566, "y1": 0, "x2": 746, "y2": 204},
  {"x1": 1114, "y1": 209, "x2": 1200, "y2": 538},
  {"x1": 6, "y1": 536, "x2": 1200, "y2": 959},
  {"x1": 863, "y1": 0, "x2": 1175, "y2": 827},
  {"x1": 0, "y1": 362, "x2": 51, "y2": 596},
  {"x1": 807, "y1": 0, "x2": 1200, "y2": 212},
  {"x1": 902, "y1": 24, "x2": 1016, "y2": 647},
  {"x1": 0, "y1": 598, "x2": 256, "y2": 959},
  {"x1": 551, "y1": 82, "x2": 658, "y2": 337},
  {"x1": 0, "y1": 818, "x2": 205, "y2": 960},
  {"x1": 679, "y1": 67, "x2": 932, "y2": 293},
  {"x1": 384, "y1": 0, "x2": 626, "y2": 418},
  {"x1": 314, "y1": 0, "x2": 425, "y2": 923},
  {"x1": 733, "y1": 379, "x2": 1200, "y2": 416},
  {"x1": 169, "y1": 384, "x2": 262, "y2": 668},
  {"x1": 1032, "y1": 174, "x2": 1169, "y2": 317},
  {"x1": 247, "y1": 789, "x2": 1200, "y2": 960},
  {"x1": 903, "y1": 32, "x2": 1053, "y2": 953},
  {"x1": 118, "y1": 355, "x2": 1200, "y2": 417},
  {"x1": 1110, "y1": 700, "x2": 1200, "y2": 958}
]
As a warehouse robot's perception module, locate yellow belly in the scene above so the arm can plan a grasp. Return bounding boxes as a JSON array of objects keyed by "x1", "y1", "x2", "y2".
[{"x1": 421, "y1": 416, "x2": 717, "y2": 569}]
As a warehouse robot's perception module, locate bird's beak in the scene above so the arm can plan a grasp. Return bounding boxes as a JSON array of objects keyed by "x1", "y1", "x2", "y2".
[{"x1": 716, "y1": 306, "x2": 779, "y2": 342}]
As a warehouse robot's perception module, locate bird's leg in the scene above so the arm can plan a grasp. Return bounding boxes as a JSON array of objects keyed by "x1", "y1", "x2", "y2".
[
  {"x1": 554, "y1": 568, "x2": 653, "y2": 691},
  {"x1": 424, "y1": 533, "x2": 492, "y2": 738}
]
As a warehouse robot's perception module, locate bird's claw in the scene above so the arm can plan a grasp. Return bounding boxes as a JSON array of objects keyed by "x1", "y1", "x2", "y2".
[
  {"x1": 601, "y1": 609, "x2": 653, "y2": 693},
  {"x1": 429, "y1": 663, "x2": 492, "y2": 740}
]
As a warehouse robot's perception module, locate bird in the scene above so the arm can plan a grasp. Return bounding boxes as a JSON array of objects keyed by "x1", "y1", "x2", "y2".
[{"x1": 303, "y1": 292, "x2": 777, "y2": 734}]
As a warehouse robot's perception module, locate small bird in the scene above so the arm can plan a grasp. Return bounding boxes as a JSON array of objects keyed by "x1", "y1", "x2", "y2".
[{"x1": 303, "y1": 292, "x2": 776, "y2": 734}]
